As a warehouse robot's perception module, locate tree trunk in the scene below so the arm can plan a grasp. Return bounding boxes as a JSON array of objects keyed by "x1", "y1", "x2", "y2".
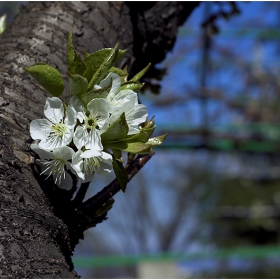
[{"x1": 0, "y1": 1, "x2": 199, "y2": 278}]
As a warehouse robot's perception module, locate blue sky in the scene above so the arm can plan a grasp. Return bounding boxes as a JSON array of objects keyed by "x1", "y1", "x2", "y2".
[{"x1": 142, "y1": 2, "x2": 280, "y2": 129}]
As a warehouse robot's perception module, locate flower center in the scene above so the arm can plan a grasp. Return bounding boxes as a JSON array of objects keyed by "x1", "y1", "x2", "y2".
[
  {"x1": 52, "y1": 123, "x2": 66, "y2": 137},
  {"x1": 85, "y1": 114, "x2": 100, "y2": 130},
  {"x1": 83, "y1": 157, "x2": 102, "y2": 174},
  {"x1": 41, "y1": 158, "x2": 66, "y2": 184}
]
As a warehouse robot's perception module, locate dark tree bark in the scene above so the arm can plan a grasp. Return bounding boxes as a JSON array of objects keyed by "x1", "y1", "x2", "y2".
[{"x1": 0, "y1": 1, "x2": 199, "y2": 278}]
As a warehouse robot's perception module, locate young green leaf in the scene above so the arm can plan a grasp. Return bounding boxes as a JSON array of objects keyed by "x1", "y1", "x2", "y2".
[
  {"x1": 112, "y1": 158, "x2": 128, "y2": 192},
  {"x1": 109, "y1": 66, "x2": 129, "y2": 81},
  {"x1": 80, "y1": 78, "x2": 112, "y2": 105},
  {"x1": 69, "y1": 74, "x2": 88, "y2": 98},
  {"x1": 67, "y1": 29, "x2": 75, "y2": 73},
  {"x1": 101, "y1": 112, "x2": 129, "y2": 142},
  {"x1": 113, "y1": 142, "x2": 152, "y2": 154},
  {"x1": 112, "y1": 148, "x2": 123, "y2": 162},
  {"x1": 87, "y1": 43, "x2": 119, "y2": 91},
  {"x1": 119, "y1": 81, "x2": 144, "y2": 92},
  {"x1": 84, "y1": 47, "x2": 128, "y2": 69},
  {"x1": 73, "y1": 53, "x2": 87, "y2": 76},
  {"x1": 67, "y1": 29, "x2": 86, "y2": 75},
  {"x1": 83, "y1": 51, "x2": 90, "y2": 59},
  {"x1": 146, "y1": 134, "x2": 168, "y2": 146},
  {"x1": 25, "y1": 63, "x2": 65, "y2": 97},
  {"x1": 108, "y1": 134, "x2": 167, "y2": 154},
  {"x1": 123, "y1": 125, "x2": 156, "y2": 143},
  {"x1": 130, "y1": 63, "x2": 151, "y2": 82}
]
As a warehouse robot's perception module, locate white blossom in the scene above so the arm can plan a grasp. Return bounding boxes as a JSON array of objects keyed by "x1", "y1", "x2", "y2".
[
  {"x1": 71, "y1": 97, "x2": 110, "y2": 150},
  {"x1": 95, "y1": 72, "x2": 138, "y2": 111},
  {"x1": 30, "y1": 97, "x2": 76, "y2": 151},
  {"x1": 110, "y1": 93, "x2": 148, "y2": 135},
  {"x1": 31, "y1": 144, "x2": 75, "y2": 190},
  {"x1": 71, "y1": 149, "x2": 113, "y2": 182}
]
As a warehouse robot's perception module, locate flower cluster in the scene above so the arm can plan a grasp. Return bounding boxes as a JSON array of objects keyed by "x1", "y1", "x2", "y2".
[
  {"x1": 26, "y1": 29, "x2": 166, "y2": 191},
  {"x1": 30, "y1": 73, "x2": 148, "y2": 190}
]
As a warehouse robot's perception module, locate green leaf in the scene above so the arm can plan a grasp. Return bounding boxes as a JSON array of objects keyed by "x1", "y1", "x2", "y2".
[
  {"x1": 142, "y1": 116, "x2": 155, "y2": 129},
  {"x1": 67, "y1": 29, "x2": 75, "y2": 73},
  {"x1": 119, "y1": 81, "x2": 144, "y2": 92},
  {"x1": 125, "y1": 126, "x2": 156, "y2": 143},
  {"x1": 105, "y1": 141, "x2": 151, "y2": 154},
  {"x1": 25, "y1": 63, "x2": 65, "y2": 97},
  {"x1": 101, "y1": 113, "x2": 129, "y2": 142},
  {"x1": 73, "y1": 54, "x2": 87, "y2": 76},
  {"x1": 87, "y1": 43, "x2": 119, "y2": 91},
  {"x1": 146, "y1": 134, "x2": 168, "y2": 146},
  {"x1": 109, "y1": 66, "x2": 128, "y2": 79},
  {"x1": 84, "y1": 45, "x2": 128, "y2": 90},
  {"x1": 83, "y1": 51, "x2": 90, "y2": 59},
  {"x1": 82, "y1": 63, "x2": 94, "y2": 82},
  {"x1": 108, "y1": 134, "x2": 167, "y2": 154},
  {"x1": 84, "y1": 47, "x2": 128, "y2": 69},
  {"x1": 131, "y1": 63, "x2": 151, "y2": 82},
  {"x1": 83, "y1": 47, "x2": 122, "y2": 84},
  {"x1": 80, "y1": 78, "x2": 112, "y2": 105},
  {"x1": 67, "y1": 29, "x2": 86, "y2": 75},
  {"x1": 69, "y1": 74, "x2": 88, "y2": 98},
  {"x1": 118, "y1": 142, "x2": 152, "y2": 154},
  {"x1": 112, "y1": 48, "x2": 128, "y2": 66},
  {"x1": 112, "y1": 149, "x2": 123, "y2": 162},
  {"x1": 112, "y1": 158, "x2": 128, "y2": 192}
]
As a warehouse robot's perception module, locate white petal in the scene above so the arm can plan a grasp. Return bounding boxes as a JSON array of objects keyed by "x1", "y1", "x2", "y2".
[
  {"x1": 71, "y1": 150, "x2": 86, "y2": 180},
  {"x1": 65, "y1": 105, "x2": 77, "y2": 128},
  {"x1": 112, "y1": 102, "x2": 148, "y2": 135},
  {"x1": 127, "y1": 104, "x2": 148, "y2": 125},
  {"x1": 70, "y1": 155, "x2": 94, "y2": 183},
  {"x1": 39, "y1": 135, "x2": 64, "y2": 151},
  {"x1": 57, "y1": 172, "x2": 72, "y2": 190},
  {"x1": 30, "y1": 119, "x2": 52, "y2": 140},
  {"x1": 61, "y1": 126, "x2": 74, "y2": 146},
  {"x1": 53, "y1": 146, "x2": 75, "y2": 161},
  {"x1": 122, "y1": 95, "x2": 138, "y2": 112},
  {"x1": 98, "y1": 118, "x2": 110, "y2": 134},
  {"x1": 73, "y1": 125, "x2": 88, "y2": 150},
  {"x1": 31, "y1": 144, "x2": 54, "y2": 159},
  {"x1": 81, "y1": 173, "x2": 94, "y2": 183},
  {"x1": 113, "y1": 90, "x2": 137, "y2": 106},
  {"x1": 97, "y1": 152, "x2": 113, "y2": 175},
  {"x1": 108, "y1": 108, "x2": 122, "y2": 125},
  {"x1": 44, "y1": 97, "x2": 64, "y2": 123},
  {"x1": 80, "y1": 149, "x2": 103, "y2": 158},
  {"x1": 70, "y1": 96, "x2": 86, "y2": 123},
  {"x1": 85, "y1": 129, "x2": 103, "y2": 150},
  {"x1": 100, "y1": 72, "x2": 121, "y2": 95},
  {"x1": 87, "y1": 98, "x2": 110, "y2": 120},
  {"x1": 127, "y1": 126, "x2": 141, "y2": 135}
]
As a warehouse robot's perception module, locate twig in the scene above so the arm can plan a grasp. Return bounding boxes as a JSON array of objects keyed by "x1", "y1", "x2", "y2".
[
  {"x1": 72, "y1": 181, "x2": 90, "y2": 206},
  {"x1": 81, "y1": 153, "x2": 155, "y2": 217}
]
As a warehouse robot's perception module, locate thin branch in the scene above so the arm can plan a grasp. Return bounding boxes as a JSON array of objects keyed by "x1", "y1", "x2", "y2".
[
  {"x1": 81, "y1": 153, "x2": 155, "y2": 217},
  {"x1": 72, "y1": 182, "x2": 90, "y2": 206}
]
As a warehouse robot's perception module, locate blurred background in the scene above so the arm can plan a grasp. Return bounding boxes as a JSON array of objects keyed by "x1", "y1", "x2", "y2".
[{"x1": 2, "y1": 2, "x2": 280, "y2": 278}]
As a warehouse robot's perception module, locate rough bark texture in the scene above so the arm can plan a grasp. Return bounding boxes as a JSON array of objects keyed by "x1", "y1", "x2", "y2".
[{"x1": 0, "y1": 1, "x2": 199, "y2": 278}]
